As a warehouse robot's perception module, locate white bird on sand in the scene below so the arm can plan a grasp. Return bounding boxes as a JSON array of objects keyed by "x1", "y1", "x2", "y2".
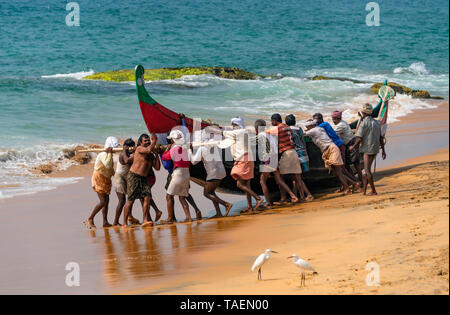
[
  {"x1": 251, "y1": 249, "x2": 278, "y2": 280},
  {"x1": 287, "y1": 254, "x2": 318, "y2": 287}
]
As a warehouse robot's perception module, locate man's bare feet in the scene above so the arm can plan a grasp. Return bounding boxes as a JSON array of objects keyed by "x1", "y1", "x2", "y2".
[
  {"x1": 112, "y1": 222, "x2": 121, "y2": 227},
  {"x1": 159, "y1": 219, "x2": 175, "y2": 225},
  {"x1": 210, "y1": 213, "x2": 223, "y2": 219},
  {"x1": 273, "y1": 200, "x2": 289, "y2": 206},
  {"x1": 366, "y1": 191, "x2": 378, "y2": 196},
  {"x1": 225, "y1": 203, "x2": 233, "y2": 217},
  {"x1": 142, "y1": 221, "x2": 154, "y2": 228},
  {"x1": 181, "y1": 218, "x2": 193, "y2": 223},
  {"x1": 343, "y1": 189, "x2": 353, "y2": 195},
  {"x1": 103, "y1": 222, "x2": 112, "y2": 228},
  {"x1": 195, "y1": 210, "x2": 202, "y2": 220},
  {"x1": 255, "y1": 198, "x2": 264, "y2": 210},
  {"x1": 352, "y1": 183, "x2": 362, "y2": 193},
  {"x1": 305, "y1": 195, "x2": 314, "y2": 202},
  {"x1": 291, "y1": 196, "x2": 300, "y2": 204},
  {"x1": 240, "y1": 208, "x2": 253, "y2": 215},
  {"x1": 263, "y1": 203, "x2": 273, "y2": 209},
  {"x1": 83, "y1": 219, "x2": 96, "y2": 230},
  {"x1": 128, "y1": 216, "x2": 140, "y2": 225},
  {"x1": 154, "y1": 210, "x2": 163, "y2": 222}
]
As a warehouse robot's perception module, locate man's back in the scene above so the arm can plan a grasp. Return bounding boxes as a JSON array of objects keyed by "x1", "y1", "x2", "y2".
[{"x1": 356, "y1": 117, "x2": 381, "y2": 155}]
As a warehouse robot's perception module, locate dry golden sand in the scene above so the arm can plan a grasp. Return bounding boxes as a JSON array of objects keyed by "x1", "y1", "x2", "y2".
[{"x1": 124, "y1": 151, "x2": 449, "y2": 295}]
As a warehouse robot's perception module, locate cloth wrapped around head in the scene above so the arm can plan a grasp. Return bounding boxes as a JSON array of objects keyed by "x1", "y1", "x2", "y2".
[
  {"x1": 167, "y1": 129, "x2": 185, "y2": 146},
  {"x1": 104, "y1": 136, "x2": 120, "y2": 149},
  {"x1": 305, "y1": 120, "x2": 317, "y2": 128},
  {"x1": 331, "y1": 111, "x2": 342, "y2": 119},
  {"x1": 231, "y1": 116, "x2": 245, "y2": 129}
]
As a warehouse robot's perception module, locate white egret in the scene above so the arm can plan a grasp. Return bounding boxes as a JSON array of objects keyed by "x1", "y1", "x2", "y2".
[
  {"x1": 287, "y1": 254, "x2": 318, "y2": 287},
  {"x1": 251, "y1": 249, "x2": 278, "y2": 280}
]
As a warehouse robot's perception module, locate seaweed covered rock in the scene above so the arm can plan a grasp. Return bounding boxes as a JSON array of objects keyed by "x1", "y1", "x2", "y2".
[
  {"x1": 309, "y1": 75, "x2": 369, "y2": 84},
  {"x1": 370, "y1": 82, "x2": 431, "y2": 98},
  {"x1": 84, "y1": 67, "x2": 264, "y2": 82}
]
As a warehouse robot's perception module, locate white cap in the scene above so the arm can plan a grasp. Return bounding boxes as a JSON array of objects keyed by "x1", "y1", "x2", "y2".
[
  {"x1": 167, "y1": 130, "x2": 185, "y2": 145},
  {"x1": 231, "y1": 116, "x2": 245, "y2": 129},
  {"x1": 104, "y1": 136, "x2": 119, "y2": 149}
]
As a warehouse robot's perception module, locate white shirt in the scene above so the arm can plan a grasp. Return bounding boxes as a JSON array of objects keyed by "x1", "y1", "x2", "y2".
[
  {"x1": 223, "y1": 128, "x2": 251, "y2": 162},
  {"x1": 190, "y1": 140, "x2": 226, "y2": 181},
  {"x1": 305, "y1": 127, "x2": 334, "y2": 153},
  {"x1": 332, "y1": 120, "x2": 354, "y2": 145}
]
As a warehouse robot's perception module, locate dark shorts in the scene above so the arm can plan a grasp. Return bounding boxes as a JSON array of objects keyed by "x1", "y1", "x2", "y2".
[
  {"x1": 345, "y1": 138, "x2": 361, "y2": 166},
  {"x1": 127, "y1": 171, "x2": 152, "y2": 201},
  {"x1": 206, "y1": 179, "x2": 221, "y2": 183}
]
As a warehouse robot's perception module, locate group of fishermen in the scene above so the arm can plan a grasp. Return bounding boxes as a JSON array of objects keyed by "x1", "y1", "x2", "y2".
[{"x1": 84, "y1": 103, "x2": 386, "y2": 229}]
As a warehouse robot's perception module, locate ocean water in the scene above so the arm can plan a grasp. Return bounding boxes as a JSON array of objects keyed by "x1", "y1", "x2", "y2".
[{"x1": 0, "y1": 0, "x2": 448, "y2": 198}]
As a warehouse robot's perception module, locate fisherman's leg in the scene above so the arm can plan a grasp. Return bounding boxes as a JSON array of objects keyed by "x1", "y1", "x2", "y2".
[
  {"x1": 150, "y1": 198, "x2": 163, "y2": 222},
  {"x1": 260, "y1": 173, "x2": 273, "y2": 207},
  {"x1": 101, "y1": 194, "x2": 111, "y2": 228},
  {"x1": 141, "y1": 196, "x2": 153, "y2": 226},
  {"x1": 113, "y1": 192, "x2": 125, "y2": 226},
  {"x1": 187, "y1": 194, "x2": 202, "y2": 219},
  {"x1": 246, "y1": 179, "x2": 264, "y2": 209},
  {"x1": 273, "y1": 171, "x2": 299, "y2": 203},
  {"x1": 236, "y1": 179, "x2": 260, "y2": 203},
  {"x1": 354, "y1": 163, "x2": 364, "y2": 187},
  {"x1": 179, "y1": 196, "x2": 193, "y2": 222},
  {"x1": 204, "y1": 181, "x2": 229, "y2": 207},
  {"x1": 365, "y1": 154, "x2": 378, "y2": 195},
  {"x1": 87, "y1": 192, "x2": 107, "y2": 228},
  {"x1": 163, "y1": 194, "x2": 175, "y2": 224},
  {"x1": 122, "y1": 199, "x2": 135, "y2": 228},
  {"x1": 299, "y1": 175, "x2": 314, "y2": 201},
  {"x1": 333, "y1": 165, "x2": 350, "y2": 194}
]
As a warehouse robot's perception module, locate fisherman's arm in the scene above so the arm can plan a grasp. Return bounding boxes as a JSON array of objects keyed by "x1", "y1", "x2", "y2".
[
  {"x1": 349, "y1": 137, "x2": 361, "y2": 152},
  {"x1": 380, "y1": 135, "x2": 386, "y2": 160},
  {"x1": 153, "y1": 153, "x2": 161, "y2": 171}
]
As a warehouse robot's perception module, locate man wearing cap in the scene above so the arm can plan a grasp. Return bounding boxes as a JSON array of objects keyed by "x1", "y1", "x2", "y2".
[
  {"x1": 84, "y1": 136, "x2": 120, "y2": 229},
  {"x1": 349, "y1": 103, "x2": 387, "y2": 196},
  {"x1": 123, "y1": 133, "x2": 158, "y2": 228},
  {"x1": 161, "y1": 129, "x2": 198, "y2": 223},
  {"x1": 331, "y1": 110, "x2": 364, "y2": 188},
  {"x1": 223, "y1": 117, "x2": 264, "y2": 213}
]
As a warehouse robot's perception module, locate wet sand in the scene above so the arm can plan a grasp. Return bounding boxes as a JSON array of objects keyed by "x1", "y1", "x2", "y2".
[{"x1": 0, "y1": 101, "x2": 448, "y2": 294}]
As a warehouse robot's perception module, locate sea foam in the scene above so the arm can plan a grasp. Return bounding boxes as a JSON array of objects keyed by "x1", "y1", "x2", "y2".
[{"x1": 41, "y1": 70, "x2": 95, "y2": 80}]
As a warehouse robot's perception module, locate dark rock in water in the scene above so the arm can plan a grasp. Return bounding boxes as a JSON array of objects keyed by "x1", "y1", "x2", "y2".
[
  {"x1": 370, "y1": 82, "x2": 432, "y2": 98},
  {"x1": 84, "y1": 67, "x2": 265, "y2": 82},
  {"x1": 309, "y1": 75, "x2": 370, "y2": 84}
]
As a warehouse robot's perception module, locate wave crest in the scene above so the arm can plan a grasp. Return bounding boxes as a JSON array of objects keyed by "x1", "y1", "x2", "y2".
[{"x1": 393, "y1": 62, "x2": 429, "y2": 75}]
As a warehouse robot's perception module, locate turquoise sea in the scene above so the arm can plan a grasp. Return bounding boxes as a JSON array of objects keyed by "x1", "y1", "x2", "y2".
[{"x1": 0, "y1": 0, "x2": 448, "y2": 198}]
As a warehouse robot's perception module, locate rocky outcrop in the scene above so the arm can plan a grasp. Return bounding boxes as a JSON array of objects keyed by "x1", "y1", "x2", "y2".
[
  {"x1": 84, "y1": 67, "x2": 264, "y2": 82},
  {"x1": 309, "y1": 75, "x2": 370, "y2": 84},
  {"x1": 370, "y1": 82, "x2": 437, "y2": 99},
  {"x1": 309, "y1": 76, "x2": 444, "y2": 99}
]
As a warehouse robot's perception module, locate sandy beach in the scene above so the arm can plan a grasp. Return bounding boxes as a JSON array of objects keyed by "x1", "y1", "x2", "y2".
[{"x1": 0, "y1": 102, "x2": 448, "y2": 295}]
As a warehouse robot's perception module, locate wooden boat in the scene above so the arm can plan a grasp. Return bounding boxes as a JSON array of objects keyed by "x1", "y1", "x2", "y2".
[{"x1": 134, "y1": 65, "x2": 391, "y2": 193}]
